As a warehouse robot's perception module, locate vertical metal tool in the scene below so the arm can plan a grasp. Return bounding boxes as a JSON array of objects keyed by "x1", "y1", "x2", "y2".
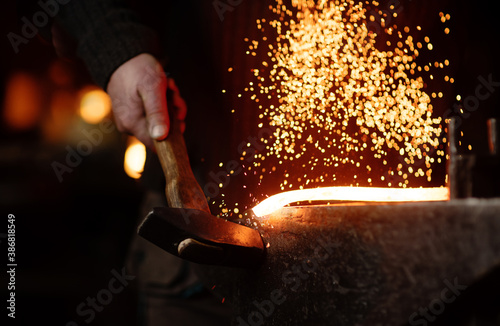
[
  {"x1": 487, "y1": 118, "x2": 497, "y2": 155},
  {"x1": 448, "y1": 117, "x2": 500, "y2": 199}
]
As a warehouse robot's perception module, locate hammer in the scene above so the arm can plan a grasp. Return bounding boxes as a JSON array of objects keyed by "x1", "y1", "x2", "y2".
[{"x1": 137, "y1": 84, "x2": 265, "y2": 269}]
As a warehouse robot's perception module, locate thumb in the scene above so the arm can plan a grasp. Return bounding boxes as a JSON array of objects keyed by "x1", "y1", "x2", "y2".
[{"x1": 139, "y1": 67, "x2": 169, "y2": 140}]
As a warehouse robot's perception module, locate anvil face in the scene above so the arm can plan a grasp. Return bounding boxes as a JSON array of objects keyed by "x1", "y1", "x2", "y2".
[{"x1": 196, "y1": 199, "x2": 500, "y2": 326}]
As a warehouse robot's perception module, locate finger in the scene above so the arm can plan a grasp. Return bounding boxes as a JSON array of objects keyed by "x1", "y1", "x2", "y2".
[
  {"x1": 112, "y1": 100, "x2": 154, "y2": 149},
  {"x1": 168, "y1": 78, "x2": 187, "y2": 121},
  {"x1": 130, "y1": 117, "x2": 154, "y2": 149},
  {"x1": 167, "y1": 77, "x2": 180, "y2": 92},
  {"x1": 112, "y1": 99, "x2": 141, "y2": 131},
  {"x1": 173, "y1": 90, "x2": 188, "y2": 121},
  {"x1": 139, "y1": 68, "x2": 169, "y2": 140}
]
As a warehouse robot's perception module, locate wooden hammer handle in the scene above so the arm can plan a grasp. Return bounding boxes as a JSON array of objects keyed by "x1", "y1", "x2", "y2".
[{"x1": 154, "y1": 92, "x2": 210, "y2": 214}]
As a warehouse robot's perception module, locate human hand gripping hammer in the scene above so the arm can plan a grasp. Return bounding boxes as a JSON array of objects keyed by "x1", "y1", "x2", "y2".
[{"x1": 137, "y1": 81, "x2": 265, "y2": 269}]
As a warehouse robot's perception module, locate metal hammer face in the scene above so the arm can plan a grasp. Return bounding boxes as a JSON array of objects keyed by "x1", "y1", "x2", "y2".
[
  {"x1": 139, "y1": 82, "x2": 264, "y2": 269},
  {"x1": 138, "y1": 207, "x2": 265, "y2": 269}
]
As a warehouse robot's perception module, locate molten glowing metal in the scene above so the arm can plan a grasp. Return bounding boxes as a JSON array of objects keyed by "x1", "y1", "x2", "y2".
[{"x1": 252, "y1": 186, "x2": 449, "y2": 217}]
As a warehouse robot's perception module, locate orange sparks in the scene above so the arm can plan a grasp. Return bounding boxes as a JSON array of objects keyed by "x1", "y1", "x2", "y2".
[
  {"x1": 245, "y1": 0, "x2": 449, "y2": 190},
  {"x1": 218, "y1": 0, "x2": 453, "y2": 216},
  {"x1": 252, "y1": 186, "x2": 449, "y2": 217}
]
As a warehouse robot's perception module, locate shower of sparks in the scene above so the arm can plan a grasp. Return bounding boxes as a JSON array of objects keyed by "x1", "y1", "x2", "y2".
[{"x1": 218, "y1": 0, "x2": 453, "y2": 217}]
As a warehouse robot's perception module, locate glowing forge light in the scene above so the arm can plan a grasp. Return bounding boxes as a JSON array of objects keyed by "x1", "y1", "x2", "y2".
[
  {"x1": 124, "y1": 137, "x2": 146, "y2": 179},
  {"x1": 252, "y1": 187, "x2": 450, "y2": 217},
  {"x1": 79, "y1": 88, "x2": 112, "y2": 124}
]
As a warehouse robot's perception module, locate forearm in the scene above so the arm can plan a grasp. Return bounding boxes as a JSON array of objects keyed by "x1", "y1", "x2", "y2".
[{"x1": 56, "y1": 0, "x2": 160, "y2": 89}]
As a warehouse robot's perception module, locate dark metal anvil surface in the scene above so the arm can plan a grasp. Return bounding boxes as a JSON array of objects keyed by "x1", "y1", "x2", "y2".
[{"x1": 196, "y1": 199, "x2": 500, "y2": 326}]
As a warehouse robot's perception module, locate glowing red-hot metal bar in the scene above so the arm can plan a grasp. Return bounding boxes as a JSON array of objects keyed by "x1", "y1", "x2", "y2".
[{"x1": 252, "y1": 186, "x2": 450, "y2": 217}]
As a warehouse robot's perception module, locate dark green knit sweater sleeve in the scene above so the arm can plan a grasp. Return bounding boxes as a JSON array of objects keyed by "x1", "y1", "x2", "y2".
[{"x1": 56, "y1": 0, "x2": 161, "y2": 89}]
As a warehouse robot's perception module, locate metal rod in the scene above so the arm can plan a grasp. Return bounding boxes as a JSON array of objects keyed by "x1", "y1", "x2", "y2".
[
  {"x1": 447, "y1": 117, "x2": 458, "y2": 199},
  {"x1": 487, "y1": 118, "x2": 497, "y2": 155}
]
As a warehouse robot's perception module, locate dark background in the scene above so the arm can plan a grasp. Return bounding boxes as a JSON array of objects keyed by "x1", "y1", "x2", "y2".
[
  {"x1": 1, "y1": 0, "x2": 499, "y2": 325},
  {"x1": 0, "y1": 1, "x2": 143, "y2": 325}
]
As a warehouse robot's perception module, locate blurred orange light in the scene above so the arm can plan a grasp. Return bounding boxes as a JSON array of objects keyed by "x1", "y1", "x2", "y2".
[
  {"x1": 43, "y1": 90, "x2": 77, "y2": 142},
  {"x1": 124, "y1": 137, "x2": 146, "y2": 179},
  {"x1": 252, "y1": 187, "x2": 450, "y2": 217},
  {"x1": 3, "y1": 72, "x2": 42, "y2": 130},
  {"x1": 79, "y1": 88, "x2": 111, "y2": 124}
]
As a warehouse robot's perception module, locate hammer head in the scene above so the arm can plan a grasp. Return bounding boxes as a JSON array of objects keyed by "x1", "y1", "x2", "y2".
[{"x1": 138, "y1": 207, "x2": 265, "y2": 269}]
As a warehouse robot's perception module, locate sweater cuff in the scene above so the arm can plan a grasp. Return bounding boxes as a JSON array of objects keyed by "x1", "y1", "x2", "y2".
[
  {"x1": 77, "y1": 21, "x2": 160, "y2": 89},
  {"x1": 57, "y1": 1, "x2": 161, "y2": 89}
]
